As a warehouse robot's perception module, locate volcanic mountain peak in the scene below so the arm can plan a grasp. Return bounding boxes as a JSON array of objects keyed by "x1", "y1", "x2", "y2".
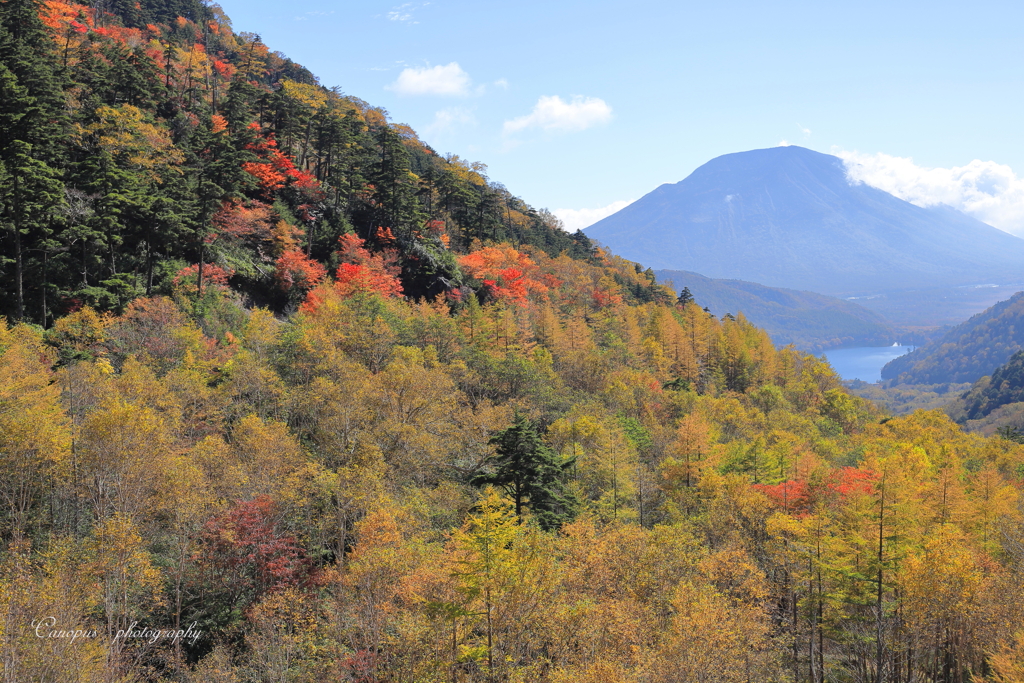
[{"x1": 586, "y1": 146, "x2": 1024, "y2": 298}]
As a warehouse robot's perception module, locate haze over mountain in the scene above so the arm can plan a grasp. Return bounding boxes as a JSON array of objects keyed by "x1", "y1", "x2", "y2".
[
  {"x1": 881, "y1": 291, "x2": 1024, "y2": 386},
  {"x1": 586, "y1": 146, "x2": 1024, "y2": 299},
  {"x1": 655, "y1": 269, "x2": 894, "y2": 351}
]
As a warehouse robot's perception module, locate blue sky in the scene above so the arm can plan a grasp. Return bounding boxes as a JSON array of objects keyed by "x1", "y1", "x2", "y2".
[{"x1": 217, "y1": 0, "x2": 1024, "y2": 233}]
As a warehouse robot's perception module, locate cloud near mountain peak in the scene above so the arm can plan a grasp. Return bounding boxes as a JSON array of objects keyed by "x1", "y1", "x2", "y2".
[
  {"x1": 836, "y1": 149, "x2": 1024, "y2": 237},
  {"x1": 554, "y1": 199, "x2": 634, "y2": 233}
]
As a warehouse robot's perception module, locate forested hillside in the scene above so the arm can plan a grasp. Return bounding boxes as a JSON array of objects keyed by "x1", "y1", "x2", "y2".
[
  {"x1": 944, "y1": 349, "x2": 1024, "y2": 435},
  {"x1": 0, "y1": 0, "x2": 593, "y2": 326},
  {"x1": 954, "y1": 350, "x2": 1024, "y2": 421},
  {"x1": 3, "y1": 2, "x2": 1024, "y2": 683},
  {"x1": 9, "y1": 248, "x2": 1024, "y2": 683},
  {"x1": 882, "y1": 290, "x2": 1024, "y2": 385}
]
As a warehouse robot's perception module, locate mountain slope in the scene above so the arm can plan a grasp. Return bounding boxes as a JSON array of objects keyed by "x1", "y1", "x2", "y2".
[
  {"x1": 881, "y1": 291, "x2": 1024, "y2": 384},
  {"x1": 949, "y1": 350, "x2": 1024, "y2": 423},
  {"x1": 0, "y1": 0, "x2": 595, "y2": 325},
  {"x1": 587, "y1": 146, "x2": 1024, "y2": 297},
  {"x1": 655, "y1": 269, "x2": 894, "y2": 351}
]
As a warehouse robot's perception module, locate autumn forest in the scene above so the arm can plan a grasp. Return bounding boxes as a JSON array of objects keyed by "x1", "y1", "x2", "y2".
[{"x1": 1, "y1": 0, "x2": 1024, "y2": 681}]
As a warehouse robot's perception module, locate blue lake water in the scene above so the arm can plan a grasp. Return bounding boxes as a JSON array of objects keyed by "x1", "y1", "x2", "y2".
[{"x1": 822, "y1": 346, "x2": 915, "y2": 383}]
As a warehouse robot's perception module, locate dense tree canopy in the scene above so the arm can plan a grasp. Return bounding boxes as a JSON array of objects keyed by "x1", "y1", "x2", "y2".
[
  {"x1": 473, "y1": 413, "x2": 578, "y2": 529},
  {"x1": 0, "y1": 0, "x2": 597, "y2": 326},
  {"x1": 1, "y1": 2, "x2": 1024, "y2": 683}
]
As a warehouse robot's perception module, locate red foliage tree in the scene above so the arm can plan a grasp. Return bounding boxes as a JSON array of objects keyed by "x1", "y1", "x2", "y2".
[
  {"x1": 274, "y1": 249, "x2": 326, "y2": 293},
  {"x1": 211, "y1": 200, "x2": 272, "y2": 240},
  {"x1": 332, "y1": 262, "x2": 403, "y2": 299},
  {"x1": 755, "y1": 466, "x2": 879, "y2": 515},
  {"x1": 194, "y1": 496, "x2": 315, "y2": 612},
  {"x1": 754, "y1": 479, "x2": 814, "y2": 514},
  {"x1": 826, "y1": 466, "x2": 878, "y2": 501},
  {"x1": 334, "y1": 234, "x2": 403, "y2": 297},
  {"x1": 458, "y1": 245, "x2": 550, "y2": 305},
  {"x1": 591, "y1": 286, "x2": 624, "y2": 309},
  {"x1": 298, "y1": 234, "x2": 405, "y2": 312},
  {"x1": 242, "y1": 123, "x2": 323, "y2": 199},
  {"x1": 172, "y1": 262, "x2": 233, "y2": 296},
  {"x1": 40, "y1": 1, "x2": 95, "y2": 34}
]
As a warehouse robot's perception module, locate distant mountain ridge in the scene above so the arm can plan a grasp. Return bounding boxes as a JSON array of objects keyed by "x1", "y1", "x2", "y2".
[
  {"x1": 586, "y1": 146, "x2": 1024, "y2": 298},
  {"x1": 881, "y1": 291, "x2": 1024, "y2": 385},
  {"x1": 655, "y1": 269, "x2": 893, "y2": 351}
]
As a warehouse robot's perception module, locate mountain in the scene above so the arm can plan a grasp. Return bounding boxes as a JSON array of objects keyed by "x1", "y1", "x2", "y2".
[
  {"x1": 586, "y1": 146, "x2": 1024, "y2": 299},
  {"x1": 946, "y1": 349, "x2": 1024, "y2": 433},
  {"x1": 838, "y1": 283, "x2": 1024, "y2": 329},
  {"x1": 655, "y1": 269, "x2": 894, "y2": 351},
  {"x1": 881, "y1": 291, "x2": 1024, "y2": 384}
]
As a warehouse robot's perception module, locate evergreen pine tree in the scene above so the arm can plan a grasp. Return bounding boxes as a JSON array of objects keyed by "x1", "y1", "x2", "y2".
[
  {"x1": 0, "y1": 0, "x2": 67, "y2": 164},
  {"x1": 0, "y1": 0, "x2": 69, "y2": 322},
  {"x1": 369, "y1": 125, "x2": 423, "y2": 240},
  {"x1": 0, "y1": 141, "x2": 64, "y2": 320},
  {"x1": 677, "y1": 286, "x2": 694, "y2": 307},
  {"x1": 473, "y1": 414, "x2": 578, "y2": 531}
]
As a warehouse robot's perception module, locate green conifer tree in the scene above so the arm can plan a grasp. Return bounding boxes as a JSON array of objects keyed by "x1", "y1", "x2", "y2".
[
  {"x1": 370, "y1": 125, "x2": 423, "y2": 240},
  {"x1": 0, "y1": 141, "x2": 63, "y2": 321},
  {"x1": 0, "y1": 0, "x2": 68, "y2": 322},
  {"x1": 473, "y1": 414, "x2": 578, "y2": 530}
]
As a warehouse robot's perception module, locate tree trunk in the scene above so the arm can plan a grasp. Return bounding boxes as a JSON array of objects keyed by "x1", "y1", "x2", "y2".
[
  {"x1": 14, "y1": 227, "x2": 24, "y2": 321},
  {"x1": 876, "y1": 472, "x2": 886, "y2": 683},
  {"x1": 196, "y1": 243, "x2": 204, "y2": 300},
  {"x1": 485, "y1": 585, "x2": 493, "y2": 681},
  {"x1": 41, "y1": 250, "x2": 48, "y2": 327},
  {"x1": 146, "y1": 242, "x2": 154, "y2": 296},
  {"x1": 13, "y1": 170, "x2": 24, "y2": 321}
]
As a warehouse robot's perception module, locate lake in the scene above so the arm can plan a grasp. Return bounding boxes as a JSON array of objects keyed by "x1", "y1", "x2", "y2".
[{"x1": 822, "y1": 345, "x2": 915, "y2": 383}]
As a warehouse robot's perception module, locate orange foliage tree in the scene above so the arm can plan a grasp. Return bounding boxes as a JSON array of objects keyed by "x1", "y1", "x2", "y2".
[
  {"x1": 300, "y1": 234, "x2": 404, "y2": 312},
  {"x1": 274, "y1": 249, "x2": 326, "y2": 294},
  {"x1": 332, "y1": 233, "x2": 403, "y2": 297},
  {"x1": 242, "y1": 123, "x2": 321, "y2": 198},
  {"x1": 458, "y1": 245, "x2": 553, "y2": 305}
]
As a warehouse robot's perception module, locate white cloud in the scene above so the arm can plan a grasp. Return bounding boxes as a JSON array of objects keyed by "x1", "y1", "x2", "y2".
[
  {"x1": 554, "y1": 199, "x2": 634, "y2": 233},
  {"x1": 425, "y1": 107, "x2": 476, "y2": 137},
  {"x1": 387, "y1": 62, "x2": 471, "y2": 96},
  {"x1": 493, "y1": 78, "x2": 509, "y2": 90},
  {"x1": 778, "y1": 139, "x2": 791, "y2": 147},
  {"x1": 503, "y1": 95, "x2": 612, "y2": 135},
  {"x1": 799, "y1": 124, "x2": 812, "y2": 138},
  {"x1": 835, "y1": 149, "x2": 1024, "y2": 236},
  {"x1": 387, "y1": 2, "x2": 428, "y2": 23}
]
